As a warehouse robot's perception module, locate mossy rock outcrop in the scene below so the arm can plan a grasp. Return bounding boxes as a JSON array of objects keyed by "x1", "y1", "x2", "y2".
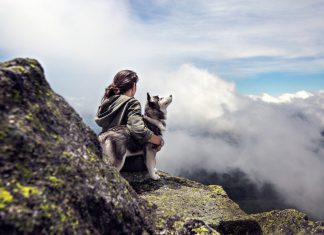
[
  {"x1": 123, "y1": 171, "x2": 324, "y2": 234},
  {"x1": 251, "y1": 209, "x2": 324, "y2": 235},
  {"x1": 0, "y1": 58, "x2": 155, "y2": 234},
  {"x1": 122, "y1": 171, "x2": 262, "y2": 234}
]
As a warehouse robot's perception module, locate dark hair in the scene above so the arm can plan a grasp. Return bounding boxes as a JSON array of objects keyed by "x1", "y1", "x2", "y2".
[{"x1": 102, "y1": 70, "x2": 138, "y2": 102}]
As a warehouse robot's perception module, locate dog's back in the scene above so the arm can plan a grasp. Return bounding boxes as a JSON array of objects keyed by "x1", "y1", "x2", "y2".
[{"x1": 99, "y1": 126, "x2": 144, "y2": 169}]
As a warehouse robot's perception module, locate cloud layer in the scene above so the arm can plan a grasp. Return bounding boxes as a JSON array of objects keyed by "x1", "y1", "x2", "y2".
[{"x1": 157, "y1": 65, "x2": 324, "y2": 219}]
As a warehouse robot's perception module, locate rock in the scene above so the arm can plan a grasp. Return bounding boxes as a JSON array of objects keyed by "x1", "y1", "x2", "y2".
[
  {"x1": 251, "y1": 209, "x2": 324, "y2": 235},
  {"x1": 122, "y1": 171, "x2": 324, "y2": 235},
  {"x1": 122, "y1": 171, "x2": 262, "y2": 234},
  {"x1": 0, "y1": 58, "x2": 155, "y2": 234}
]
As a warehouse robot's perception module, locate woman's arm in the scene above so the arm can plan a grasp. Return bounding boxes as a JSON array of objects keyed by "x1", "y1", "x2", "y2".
[{"x1": 127, "y1": 98, "x2": 154, "y2": 144}]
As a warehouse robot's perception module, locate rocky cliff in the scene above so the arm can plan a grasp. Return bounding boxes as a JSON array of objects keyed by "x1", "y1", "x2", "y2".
[
  {"x1": 0, "y1": 58, "x2": 323, "y2": 234},
  {"x1": 0, "y1": 58, "x2": 154, "y2": 234}
]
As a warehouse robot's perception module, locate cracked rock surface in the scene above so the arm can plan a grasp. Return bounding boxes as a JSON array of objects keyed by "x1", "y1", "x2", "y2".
[{"x1": 0, "y1": 58, "x2": 155, "y2": 234}]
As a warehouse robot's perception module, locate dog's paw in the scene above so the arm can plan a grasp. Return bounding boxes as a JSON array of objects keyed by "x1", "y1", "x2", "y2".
[
  {"x1": 154, "y1": 167, "x2": 158, "y2": 173},
  {"x1": 150, "y1": 174, "x2": 161, "y2": 180}
]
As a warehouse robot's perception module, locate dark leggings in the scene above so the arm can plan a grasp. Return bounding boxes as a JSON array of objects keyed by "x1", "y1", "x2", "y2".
[{"x1": 121, "y1": 154, "x2": 148, "y2": 172}]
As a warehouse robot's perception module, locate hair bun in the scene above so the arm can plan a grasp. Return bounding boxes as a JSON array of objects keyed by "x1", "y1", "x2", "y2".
[
  {"x1": 101, "y1": 70, "x2": 138, "y2": 102},
  {"x1": 111, "y1": 84, "x2": 120, "y2": 94},
  {"x1": 104, "y1": 84, "x2": 120, "y2": 97}
]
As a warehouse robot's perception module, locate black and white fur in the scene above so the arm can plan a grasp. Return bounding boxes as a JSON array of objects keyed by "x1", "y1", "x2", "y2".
[{"x1": 98, "y1": 93, "x2": 172, "y2": 180}]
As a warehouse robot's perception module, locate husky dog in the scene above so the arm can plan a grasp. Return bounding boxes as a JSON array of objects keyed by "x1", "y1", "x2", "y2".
[{"x1": 99, "y1": 93, "x2": 172, "y2": 180}]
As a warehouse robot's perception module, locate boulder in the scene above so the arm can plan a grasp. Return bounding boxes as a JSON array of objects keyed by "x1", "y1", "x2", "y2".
[
  {"x1": 122, "y1": 171, "x2": 262, "y2": 234},
  {"x1": 0, "y1": 58, "x2": 155, "y2": 234},
  {"x1": 251, "y1": 209, "x2": 324, "y2": 235}
]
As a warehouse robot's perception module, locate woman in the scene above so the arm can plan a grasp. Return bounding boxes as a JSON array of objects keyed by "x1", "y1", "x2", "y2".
[{"x1": 95, "y1": 70, "x2": 162, "y2": 169}]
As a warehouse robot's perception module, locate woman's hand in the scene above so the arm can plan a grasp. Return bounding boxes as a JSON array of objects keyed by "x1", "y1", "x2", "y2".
[
  {"x1": 149, "y1": 135, "x2": 162, "y2": 145},
  {"x1": 156, "y1": 145, "x2": 162, "y2": 152},
  {"x1": 149, "y1": 135, "x2": 164, "y2": 152}
]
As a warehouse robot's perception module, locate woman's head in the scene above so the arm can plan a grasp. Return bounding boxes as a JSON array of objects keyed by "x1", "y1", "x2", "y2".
[{"x1": 102, "y1": 70, "x2": 139, "y2": 101}]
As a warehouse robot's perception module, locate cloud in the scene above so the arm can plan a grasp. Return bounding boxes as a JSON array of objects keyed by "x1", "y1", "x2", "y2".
[
  {"x1": 156, "y1": 65, "x2": 324, "y2": 219},
  {"x1": 249, "y1": 90, "x2": 314, "y2": 103},
  {"x1": 1, "y1": 0, "x2": 324, "y2": 78}
]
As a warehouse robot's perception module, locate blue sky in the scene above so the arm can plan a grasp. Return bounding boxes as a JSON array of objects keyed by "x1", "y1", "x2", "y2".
[
  {"x1": 126, "y1": 0, "x2": 324, "y2": 94},
  {"x1": 236, "y1": 71, "x2": 324, "y2": 95}
]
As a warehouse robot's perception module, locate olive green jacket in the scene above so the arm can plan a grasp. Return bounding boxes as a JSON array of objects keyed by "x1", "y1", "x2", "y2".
[{"x1": 95, "y1": 95, "x2": 153, "y2": 144}]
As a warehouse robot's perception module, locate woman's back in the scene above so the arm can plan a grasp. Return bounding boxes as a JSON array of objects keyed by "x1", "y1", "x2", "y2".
[
  {"x1": 96, "y1": 94, "x2": 153, "y2": 145},
  {"x1": 96, "y1": 95, "x2": 134, "y2": 132}
]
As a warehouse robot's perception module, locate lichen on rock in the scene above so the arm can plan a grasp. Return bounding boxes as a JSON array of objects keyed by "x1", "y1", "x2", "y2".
[
  {"x1": 122, "y1": 170, "x2": 324, "y2": 234},
  {"x1": 122, "y1": 171, "x2": 262, "y2": 234},
  {"x1": 0, "y1": 58, "x2": 155, "y2": 234},
  {"x1": 251, "y1": 209, "x2": 324, "y2": 235}
]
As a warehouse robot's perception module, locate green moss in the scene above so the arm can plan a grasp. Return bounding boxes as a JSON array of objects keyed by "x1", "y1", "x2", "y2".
[
  {"x1": 0, "y1": 130, "x2": 6, "y2": 140},
  {"x1": 39, "y1": 203, "x2": 81, "y2": 234},
  {"x1": 7, "y1": 205, "x2": 35, "y2": 233},
  {"x1": 40, "y1": 204, "x2": 62, "y2": 220},
  {"x1": 30, "y1": 103, "x2": 40, "y2": 112},
  {"x1": 251, "y1": 209, "x2": 323, "y2": 235},
  {"x1": 143, "y1": 181, "x2": 244, "y2": 229},
  {"x1": 192, "y1": 226, "x2": 209, "y2": 233},
  {"x1": 25, "y1": 112, "x2": 33, "y2": 121},
  {"x1": 26, "y1": 58, "x2": 40, "y2": 68},
  {"x1": 173, "y1": 221, "x2": 185, "y2": 231},
  {"x1": 122, "y1": 172, "x2": 250, "y2": 233},
  {"x1": 193, "y1": 226, "x2": 220, "y2": 235},
  {"x1": 53, "y1": 107, "x2": 61, "y2": 118},
  {"x1": 63, "y1": 151, "x2": 73, "y2": 158},
  {"x1": 45, "y1": 90, "x2": 56, "y2": 100},
  {"x1": 29, "y1": 64, "x2": 37, "y2": 70},
  {"x1": 16, "y1": 164, "x2": 32, "y2": 181},
  {"x1": 15, "y1": 183, "x2": 41, "y2": 198},
  {"x1": 0, "y1": 188, "x2": 13, "y2": 209},
  {"x1": 46, "y1": 100, "x2": 53, "y2": 109},
  {"x1": 12, "y1": 90, "x2": 21, "y2": 101},
  {"x1": 208, "y1": 185, "x2": 227, "y2": 197},
  {"x1": 10, "y1": 65, "x2": 27, "y2": 73},
  {"x1": 46, "y1": 176, "x2": 64, "y2": 187},
  {"x1": 0, "y1": 61, "x2": 11, "y2": 67},
  {"x1": 86, "y1": 147, "x2": 97, "y2": 161},
  {"x1": 51, "y1": 133, "x2": 63, "y2": 142},
  {"x1": 40, "y1": 204, "x2": 55, "y2": 219},
  {"x1": 24, "y1": 112, "x2": 46, "y2": 133}
]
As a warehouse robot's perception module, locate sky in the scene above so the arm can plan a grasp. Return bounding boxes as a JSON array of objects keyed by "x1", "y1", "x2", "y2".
[{"x1": 1, "y1": 0, "x2": 324, "y2": 219}]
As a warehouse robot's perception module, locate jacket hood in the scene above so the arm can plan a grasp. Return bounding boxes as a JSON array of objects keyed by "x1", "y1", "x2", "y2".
[{"x1": 95, "y1": 95, "x2": 133, "y2": 127}]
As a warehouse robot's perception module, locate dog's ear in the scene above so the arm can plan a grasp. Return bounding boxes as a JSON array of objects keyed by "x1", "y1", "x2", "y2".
[{"x1": 147, "y1": 92, "x2": 155, "y2": 108}]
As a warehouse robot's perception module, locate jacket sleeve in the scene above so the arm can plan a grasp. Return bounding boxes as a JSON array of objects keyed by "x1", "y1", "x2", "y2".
[{"x1": 126, "y1": 98, "x2": 154, "y2": 144}]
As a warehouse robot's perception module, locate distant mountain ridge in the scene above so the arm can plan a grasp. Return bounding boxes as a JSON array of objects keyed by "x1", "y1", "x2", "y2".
[{"x1": 0, "y1": 58, "x2": 323, "y2": 234}]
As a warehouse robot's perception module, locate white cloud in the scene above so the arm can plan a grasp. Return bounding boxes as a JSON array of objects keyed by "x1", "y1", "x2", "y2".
[
  {"x1": 157, "y1": 65, "x2": 324, "y2": 219},
  {"x1": 1, "y1": 0, "x2": 324, "y2": 78},
  {"x1": 249, "y1": 90, "x2": 314, "y2": 103}
]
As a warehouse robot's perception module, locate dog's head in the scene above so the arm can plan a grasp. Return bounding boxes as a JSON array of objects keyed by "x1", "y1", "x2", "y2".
[{"x1": 146, "y1": 93, "x2": 172, "y2": 112}]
